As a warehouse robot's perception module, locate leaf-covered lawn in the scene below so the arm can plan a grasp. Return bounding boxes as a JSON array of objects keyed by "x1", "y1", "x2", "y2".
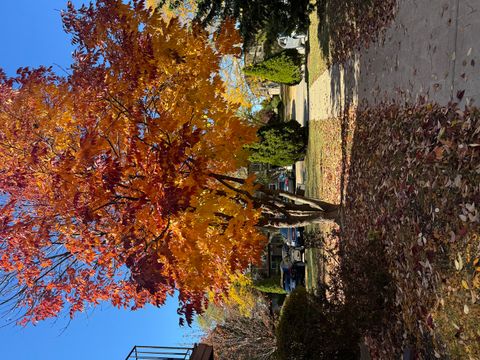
[
  {"x1": 342, "y1": 104, "x2": 480, "y2": 358},
  {"x1": 305, "y1": 119, "x2": 342, "y2": 204},
  {"x1": 304, "y1": 118, "x2": 344, "y2": 293},
  {"x1": 304, "y1": 0, "x2": 480, "y2": 356}
]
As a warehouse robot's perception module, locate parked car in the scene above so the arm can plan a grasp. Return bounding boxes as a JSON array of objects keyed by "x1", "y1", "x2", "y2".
[
  {"x1": 279, "y1": 227, "x2": 304, "y2": 247},
  {"x1": 277, "y1": 32, "x2": 307, "y2": 50}
]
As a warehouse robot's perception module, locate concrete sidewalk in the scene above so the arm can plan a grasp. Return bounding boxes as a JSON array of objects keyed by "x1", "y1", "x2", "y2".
[{"x1": 309, "y1": 0, "x2": 480, "y2": 120}]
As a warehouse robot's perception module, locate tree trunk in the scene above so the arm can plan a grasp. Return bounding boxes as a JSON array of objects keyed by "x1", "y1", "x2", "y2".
[
  {"x1": 210, "y1": 173, "x2": 340, "y2": 227},
  {"x1": 258, "y1": 207, "x2": 340, "y2": 228},
  {"x1": 261, "y1": 187, "x2": 338, "y2": 213}
]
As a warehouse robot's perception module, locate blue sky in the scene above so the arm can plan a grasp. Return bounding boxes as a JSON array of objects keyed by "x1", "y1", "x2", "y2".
[{"x1": 0, "y1": 1, "x2": 199, "y2": 359}]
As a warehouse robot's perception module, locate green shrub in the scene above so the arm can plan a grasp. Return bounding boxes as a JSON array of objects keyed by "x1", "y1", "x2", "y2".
[
  {"x1": 254, "y1": 275, "x2": 287, "y2": 294},
  {"x1": 276, "y1": 287, "x2": 360, "y2": 360},
  {"x1": 244, "y1": 49, "x2": 303, "y2": 85},
  {"x1": 246, "y1": 120, "x2": 306, "y2": 166}
]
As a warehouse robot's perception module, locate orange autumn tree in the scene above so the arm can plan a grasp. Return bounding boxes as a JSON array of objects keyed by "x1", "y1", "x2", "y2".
[{"x1": 0, "y1": 0, "x2": 338, "y2": 325}]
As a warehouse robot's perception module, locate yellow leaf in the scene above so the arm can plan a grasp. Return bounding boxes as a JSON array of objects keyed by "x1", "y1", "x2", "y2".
[{"x1": 473, "y1": 275, "x2": 480, "y2": 289}]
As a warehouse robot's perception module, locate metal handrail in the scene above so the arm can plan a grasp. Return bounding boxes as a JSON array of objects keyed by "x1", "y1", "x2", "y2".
[{"x1": 124, "y1": 345, "x2": 193, "y2": 360}]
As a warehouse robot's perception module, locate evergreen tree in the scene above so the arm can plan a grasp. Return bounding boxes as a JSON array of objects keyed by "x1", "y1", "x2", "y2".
[
  {"x1": 246, "y1": 120, "x2": 306, "y2": 166},
  {"x1": 244, "y1": 49, "x2": 303, "y2": 85},
  {"x1": 194, "y1": 0, "x2": 311, "y2": 50}
]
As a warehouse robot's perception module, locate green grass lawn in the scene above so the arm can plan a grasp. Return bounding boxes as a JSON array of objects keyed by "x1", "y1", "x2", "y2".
[
  {"x1": 306, "y1": 4, "x2": 328, "y2": 86},
  {"x1": 254, "y1": 275, "x2": 287, "y2": 294},
  {"x1": 305, "y1": 247, "x2": 321, "y2": 292}
]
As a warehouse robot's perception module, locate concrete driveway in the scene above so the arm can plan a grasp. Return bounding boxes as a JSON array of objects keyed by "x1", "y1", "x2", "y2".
[{"x1": 309, "y1": 0, "x2": 480, "y2": 120}]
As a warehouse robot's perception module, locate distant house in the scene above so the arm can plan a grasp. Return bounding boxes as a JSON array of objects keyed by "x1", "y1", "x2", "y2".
[
  {"x1": 251, "y1": 232, "x2": 284, "y2": 280},
  {"x1": 248, "y1": 163, "x2": 295, "y2": 280},
  {"x1": 248, "y1": 163, "x2": 294, "y2": 193}
]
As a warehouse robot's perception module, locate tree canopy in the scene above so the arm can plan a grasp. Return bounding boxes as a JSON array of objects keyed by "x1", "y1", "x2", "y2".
[
  {"x1": 193, "y1": 0, "x2": 311, "y2": 51},
  {"x1": 0, "y1": 0, "x2": 337, "y2": 326},
  {"x1": 0, "y1": 0, "x2": 263, "y2": 325}
]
